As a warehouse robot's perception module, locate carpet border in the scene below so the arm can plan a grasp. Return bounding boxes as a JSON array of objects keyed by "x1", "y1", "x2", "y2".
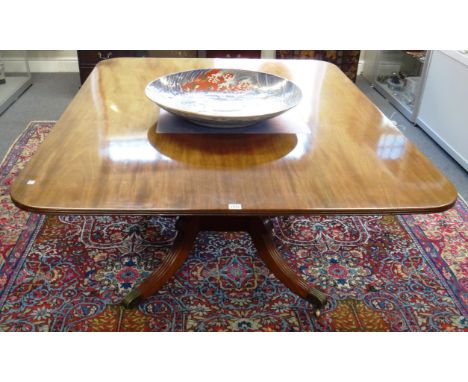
[
  {"x1": 0, "y1": 121, "x2": 56, "y2": 168},
  {"x1": 0, "y1": 214, "x2": 46, "y2": 309},
  {"x1": 398, "y1": 212, "x2": 467, "y2": 318},
  {"x1": 0, "y1": 122, "x2": 54, "y2": 309}
]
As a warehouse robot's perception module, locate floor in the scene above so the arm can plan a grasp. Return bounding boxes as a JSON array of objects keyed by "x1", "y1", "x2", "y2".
[
  {"x1": 0, "y1": 72, "x2": 467, "y2": 200},
  {"x1": 0, "y1": 73, "x2": 81, "y2": 157}
]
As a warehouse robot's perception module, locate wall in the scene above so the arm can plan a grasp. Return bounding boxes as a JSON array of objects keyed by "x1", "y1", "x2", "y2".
[{"x1": 0, "y1": 50, "x2": 79, "y2": 72}]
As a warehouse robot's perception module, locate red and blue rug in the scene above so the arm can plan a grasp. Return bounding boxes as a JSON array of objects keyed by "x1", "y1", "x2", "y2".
[{"x1": 0, "y1": 122, "x2": 467, "y2": 331}]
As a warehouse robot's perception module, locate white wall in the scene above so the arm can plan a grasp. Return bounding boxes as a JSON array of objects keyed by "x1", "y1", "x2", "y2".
[{"x1": 0, "y1": 50, "x2": 79, "y2": 72}]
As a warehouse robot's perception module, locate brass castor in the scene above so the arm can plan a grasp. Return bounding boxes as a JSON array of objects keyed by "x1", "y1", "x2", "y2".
[
  {"x1": 263, "y1": 219, "x2": 275, "y2": 232},
  {"x1": 306, "y1": 288, "x2": 327, "y2": 318},
  {"x1": 121, "y1": 289, "x2": 142, "y2": 309}
]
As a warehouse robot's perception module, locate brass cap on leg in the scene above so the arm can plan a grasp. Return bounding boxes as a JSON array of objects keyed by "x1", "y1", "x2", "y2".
[{"x1": 121, "y1": 289, "x2": 142, "y2": 309}]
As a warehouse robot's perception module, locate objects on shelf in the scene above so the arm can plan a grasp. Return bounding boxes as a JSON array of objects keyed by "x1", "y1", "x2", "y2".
[
  {"x1": 405, "y1": 50, "x2": 426, "y2": 62},
  {"x1": 386, "y1": 72, "x2": 405, "y2": 91},
  {"x1": 362, "y1": 50, "x2": 429, "y2": 122},
  {"x1": 377, "y1": 70, "x2": 420, "y2": 108}
]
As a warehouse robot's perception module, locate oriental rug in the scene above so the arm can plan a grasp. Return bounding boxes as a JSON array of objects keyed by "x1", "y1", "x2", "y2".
[{"x1": 0, "y1": 122, "x2": 466, "y2": 331}]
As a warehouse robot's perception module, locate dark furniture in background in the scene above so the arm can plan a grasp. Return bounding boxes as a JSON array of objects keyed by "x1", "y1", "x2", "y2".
[
  {"x1": 276, "y1": 50, "x2": 361, "y2": 81},
  {"x1": 204, "y1": 50, "x2": 261, "y2": 59},
  {"x1": 77, "y1": 50, "x2": 360, "y2": 84},
  {"x1": 78, "y1": 50, "x2": 200, "y2": 84},
  {"x1": 77, "y1": 50, "x2": 140, "y2": 84}
]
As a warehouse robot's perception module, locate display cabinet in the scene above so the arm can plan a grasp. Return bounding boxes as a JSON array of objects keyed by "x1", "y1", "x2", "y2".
[
  {"x1": 0, "y1": 50, "x2": 32, "y2": 115},
  {"x1": 362, "y1": 50, "x2": 430, "y2": 122},
  {"x1": 416, "y1": 50, "x2": 468, "y2": 170}
]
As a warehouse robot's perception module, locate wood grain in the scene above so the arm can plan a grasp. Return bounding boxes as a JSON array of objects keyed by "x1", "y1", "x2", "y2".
[{"x1": 11, "y1": 57, "x2": 457, "y2": 215}]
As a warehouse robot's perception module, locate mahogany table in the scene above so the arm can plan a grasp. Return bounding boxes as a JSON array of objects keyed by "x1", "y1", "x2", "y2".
[{"x1": 10, "y1": 58, "x2": 457, "y2": 317}]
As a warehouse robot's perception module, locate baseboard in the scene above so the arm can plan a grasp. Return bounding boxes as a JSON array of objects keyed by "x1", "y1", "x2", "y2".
[{"x1": 2, "y1": 59, "x2": 79, "y2": 73}]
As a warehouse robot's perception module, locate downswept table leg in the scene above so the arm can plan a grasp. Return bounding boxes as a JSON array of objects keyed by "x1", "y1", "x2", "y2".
[
  {"x1": 121, "y1": 215, "x2": 328, "y2": 316},
  {"x1": 247, "y1": 217, "x2": 328, "y2": 317},
  {"x1": 121, "y1": 217, "x2": 200, "y2": 308}
]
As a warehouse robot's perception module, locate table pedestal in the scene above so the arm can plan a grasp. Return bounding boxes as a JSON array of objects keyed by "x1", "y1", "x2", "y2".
[{"x1": 122, "y1": 216, "x2": 328, "y2": 317}]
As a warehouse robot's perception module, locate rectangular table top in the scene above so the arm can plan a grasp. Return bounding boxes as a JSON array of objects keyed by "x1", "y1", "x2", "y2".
[{"x1": 11, "y1": 58, "x2": 457, "y2": 215}]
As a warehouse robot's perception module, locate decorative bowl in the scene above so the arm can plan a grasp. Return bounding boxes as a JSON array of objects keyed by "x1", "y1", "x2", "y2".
[{"x1": 145, "y1": 68, "x2": 302, "y2": 128}]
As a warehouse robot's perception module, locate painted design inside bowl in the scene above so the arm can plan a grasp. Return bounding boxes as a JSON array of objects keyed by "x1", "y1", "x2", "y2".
[{"x1": 181, "y1": 69, "x2": 253, "y2": 92}]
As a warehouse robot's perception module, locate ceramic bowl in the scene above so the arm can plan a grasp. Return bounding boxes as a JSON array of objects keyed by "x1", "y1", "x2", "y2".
[{"x1": 145, "y1": 68, "x2": 302, "y2": 128}]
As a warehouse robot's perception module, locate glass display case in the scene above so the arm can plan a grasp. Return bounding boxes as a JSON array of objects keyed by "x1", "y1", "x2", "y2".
[
  {"x1": 0, "y1": 50, "x2": 32, "y2": 115},
  {"x1": 362, "y1": 50, "x2": 430, "y2": 122}
]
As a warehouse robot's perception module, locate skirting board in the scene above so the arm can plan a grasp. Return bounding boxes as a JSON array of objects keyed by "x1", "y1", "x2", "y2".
[
  {"x1": 3, "y1": 60, "x2": 79, "y2": 73},
  {"x1": 416, "y1": 117, "x2": 468, "y2": 171}
]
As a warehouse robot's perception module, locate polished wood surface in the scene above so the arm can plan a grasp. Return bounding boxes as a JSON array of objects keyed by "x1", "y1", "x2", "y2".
[{"x1": 11, "y1": 57, "x2": 457, "y2": 215}]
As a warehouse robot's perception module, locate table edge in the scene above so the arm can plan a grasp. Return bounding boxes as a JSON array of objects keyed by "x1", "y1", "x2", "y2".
[{"x1": 10, "y1": 191, "x2": 458, "y2": 216}]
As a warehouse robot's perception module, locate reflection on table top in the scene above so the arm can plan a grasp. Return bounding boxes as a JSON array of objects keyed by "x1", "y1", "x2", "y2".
[{"x1": 11, "y1": 57, "x2": 457, "y2": 215}]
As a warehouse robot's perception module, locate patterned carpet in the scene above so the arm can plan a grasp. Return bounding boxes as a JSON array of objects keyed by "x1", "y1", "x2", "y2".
[{"x1": 0, "y1": 122, "x2": 467, "y2": 331}]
